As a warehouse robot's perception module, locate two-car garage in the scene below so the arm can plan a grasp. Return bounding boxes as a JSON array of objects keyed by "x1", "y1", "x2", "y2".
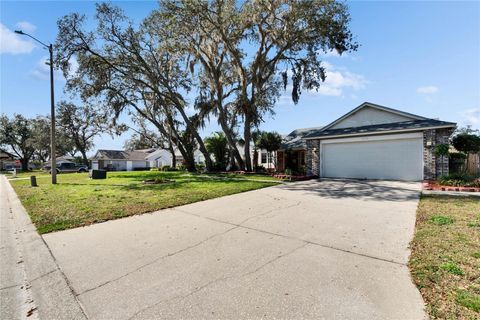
[
  {"x1": 320, "y1": 133, "x2": 424, "y2": 181},
  {"x1": 302, "y1": 102, "x2": 456, "y2": 181}
]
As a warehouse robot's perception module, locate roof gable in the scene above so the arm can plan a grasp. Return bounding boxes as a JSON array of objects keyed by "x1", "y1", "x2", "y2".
[
  {"x1": 323, "y1": 102, "x2": 427, "y2": 130},
  {"x1": 280, "y1": 126, "x2": 324, "y2": 150}
]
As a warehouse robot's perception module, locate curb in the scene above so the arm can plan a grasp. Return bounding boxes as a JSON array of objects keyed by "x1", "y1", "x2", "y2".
[
  {"x1": 1, "y1": 176, "x2": 88, "y2": 319},
  {"x1": 421, "y1": 190, "x2": 480, "y2": 197}
]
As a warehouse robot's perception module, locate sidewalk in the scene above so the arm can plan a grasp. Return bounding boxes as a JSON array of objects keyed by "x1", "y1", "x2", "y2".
[{"x1": 0, "y1": 175, "x2": 87, "y2": 320}]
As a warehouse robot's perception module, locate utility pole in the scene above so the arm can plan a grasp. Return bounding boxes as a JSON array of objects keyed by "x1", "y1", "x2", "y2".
[{"x1": 15, "y1": 30, "x2": 57, "y2": 184}]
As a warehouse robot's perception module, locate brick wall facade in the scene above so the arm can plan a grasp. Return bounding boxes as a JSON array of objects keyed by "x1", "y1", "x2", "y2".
[
  {"x1": 423, "y1": 128, "x2": 455, "y2": 180},
  {"x1": 306, "y1": 139, "x2": 320, "y2": 177}
]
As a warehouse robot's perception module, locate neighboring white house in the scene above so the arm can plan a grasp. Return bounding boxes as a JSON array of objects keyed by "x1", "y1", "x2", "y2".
[
  {"x1": 90, "y1": 145, "x2": 274, "y2": 172},
  {"x1": 90, "y1": 148, "x2": 206, "y2": 171}
]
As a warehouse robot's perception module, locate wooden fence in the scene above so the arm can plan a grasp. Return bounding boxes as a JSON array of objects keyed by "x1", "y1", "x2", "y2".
[{"x1": 467, "y1": 153, "x2": 480, "y2": 176}]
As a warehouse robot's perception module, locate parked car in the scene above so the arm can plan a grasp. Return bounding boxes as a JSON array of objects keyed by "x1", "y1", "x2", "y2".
[{"x1": 44, "y1": 162, "x2": 88, "y2": 174}]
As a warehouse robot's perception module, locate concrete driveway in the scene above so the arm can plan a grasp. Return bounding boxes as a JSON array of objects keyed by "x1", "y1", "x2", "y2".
[{"x1": 43, "y1": 179, "x2": 426, "y2": 319}]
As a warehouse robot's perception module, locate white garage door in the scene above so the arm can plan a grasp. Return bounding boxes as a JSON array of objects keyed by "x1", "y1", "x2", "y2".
[{"x1": 321, "y1": 133, "x2": 423, "y2": 181}]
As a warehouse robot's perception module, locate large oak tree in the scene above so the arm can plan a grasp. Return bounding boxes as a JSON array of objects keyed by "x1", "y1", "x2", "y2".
[
  {"x1": 55, "y1": 3, "x2": 214, "y2": 171},
  {"x1": 158, "y1": 0, "x2": 358, "y2": 170}
]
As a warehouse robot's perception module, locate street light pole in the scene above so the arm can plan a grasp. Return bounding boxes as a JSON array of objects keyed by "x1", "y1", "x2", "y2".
[
  {"x1": 15, "y1": 30, "x2": 57, "y2": 184},
  {"x1": 48, "y1": 44, "x2": 57, "y2": 184}
]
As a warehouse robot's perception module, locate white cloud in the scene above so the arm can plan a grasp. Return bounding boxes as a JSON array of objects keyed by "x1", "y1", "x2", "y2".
[
  {"x1": 417, "y1": 86, "x2": 439, "y2": 94},
  {"x1": 15, "y1": 21, "x2": 36, "y2": 33},
  {"x1": 310, "y1": 62, "x2": 366, "y2": 97},
  {"x1": 318, "y1": 49, "x2": 348, "y2": 58},
  {"x1": 30, "y1": 56, "x2": 64, "y2": 81},
  {"x1": 461, "y1": 108, "x2": 480, "y2": 126},
  {"x1": 277, "y1": 62, "x2": 366, "y2": 105},
  {"x1": 30, "y1": 56, "x2": 50, "y2": 80},
  {"x1": 0, "y1": 23, "x2": 35, "y2": 54}
]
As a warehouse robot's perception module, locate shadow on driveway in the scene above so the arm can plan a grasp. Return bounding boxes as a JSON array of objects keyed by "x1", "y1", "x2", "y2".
[{"x1": 278, "y1": 178, "x2": 421, "y2": 202}]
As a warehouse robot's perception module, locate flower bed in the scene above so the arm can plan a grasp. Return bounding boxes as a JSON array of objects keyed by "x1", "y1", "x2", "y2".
[{"x1": 423, "y1": 180, "x2": 480, "y2": 192}]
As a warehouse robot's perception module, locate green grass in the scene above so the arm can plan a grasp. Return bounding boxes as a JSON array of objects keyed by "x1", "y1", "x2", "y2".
[
  {"x1": 456, "y1": 290, "x2": 480, "y2": 313},
  {"x1": 7, "y1": 171, "x2": 278, "y2": 234},
  {"x1": 440, "y1": 262, "x2": 464, "y2": 276},
  {"x1": 410, "y1": 195, "x2": 480, "y2": 319},
  {"x1": 430, "y1": 215, "x2": 454, "y2": 226}
]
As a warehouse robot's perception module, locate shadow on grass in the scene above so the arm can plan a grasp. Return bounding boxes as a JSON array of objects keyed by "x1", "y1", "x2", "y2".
[{"x1": 58, "y1": 177, "x2": 255, "y2": 191}]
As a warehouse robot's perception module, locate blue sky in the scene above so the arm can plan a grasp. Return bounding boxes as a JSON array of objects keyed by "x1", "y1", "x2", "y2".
[{"x1": 1, "y1": 0, "x2": 479, "y2": 154}]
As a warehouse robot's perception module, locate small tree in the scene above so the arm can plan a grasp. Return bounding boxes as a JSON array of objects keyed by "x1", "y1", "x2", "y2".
[
  {"x1": 31, "y1": 116, "x2": 76, "y2": 162},
  {"x1": 57, "y1": 101, "x2": 114, "y2": 165},
  {"x1": 0, "y1": 114, "x2": 35, "y2": 171},
  {"x1": 452, "y1": 133, "x2": 480, "y2": 173},
  {"x1": 205, "y1": 132, "x2": 229, "y2": 171},
  {"x1": 258, "y1": 131, "x2": 283, "y2": 171}
]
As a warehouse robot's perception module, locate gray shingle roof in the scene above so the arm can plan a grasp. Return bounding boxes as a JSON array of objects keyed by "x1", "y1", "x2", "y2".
[
  {"x1": 303, "y1": 119, "x2": 456, "y2": 139},
  {"x1": 91, "y1": 149, "x2": 156, "y2": 161},
  {"x1": 281, "y1": 126, "x2": 324, "y2": 150}
]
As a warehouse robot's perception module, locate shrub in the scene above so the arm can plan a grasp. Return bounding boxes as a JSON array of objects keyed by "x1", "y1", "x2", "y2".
[
  {"x1": 195, "y1": 164, "x2": 206, "y2": 172},
  {"x1": 449, "y1": 152, "x2": 467, "y2": 160},
  {"x1": 430, "y1": 215, "x2": 454, "y2": 225},
  {"x1": 439, "y1": 174, "x2": 480, "y2": 187},
  {"x1": 160, "y1": 165, "x2": 179, "y2": 172},
  {"x1": 254, "y1": 165, "x2": 266, "y2": 173},
  {"x1": 440, "y1": 262, "x2": 464, "y2": 275},
  {"x1": 285, "y1": 168, "x2": 292, "y2": 176},
  {"x1": 434, "y1": 144, "x2": 450, "y2": 157}
]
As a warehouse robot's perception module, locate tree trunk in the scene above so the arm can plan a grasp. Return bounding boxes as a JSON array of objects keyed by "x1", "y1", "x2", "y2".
[
  {"x1": 184, "y1": 151, "x2": 196, "y2": 172},
  {"x1": 243, "y1": 114, "x2": 253, "y2": 172},
  {"x1": 216, "y1": 106, "x2": 245, "y2": 170},
  {"x1": 252, "y1": 149, "x2": 258, "y2": 171},
  {"x1": 195, "y1": 136, "x2": 213, "y2": 171},
  {"x1": 169, "y1": 145, "x2": 176, "y2": 168},
  {"x1": 229, "y1": 150, "x2": 236, "y2": 171},
  {"x1": 80, "y1": 149, "x2": 89, "y2": 166},
  {"x1": 21, "y1": 158, "x2": 29, "y2": 171},
  {"x1": 174, "y1": 105, "x2": 214, "y2": 171}
]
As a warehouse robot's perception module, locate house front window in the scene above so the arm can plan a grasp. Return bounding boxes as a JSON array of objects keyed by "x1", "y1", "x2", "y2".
[{"x1": 261, "y1": 152, "x2": 267, "y2": 164}]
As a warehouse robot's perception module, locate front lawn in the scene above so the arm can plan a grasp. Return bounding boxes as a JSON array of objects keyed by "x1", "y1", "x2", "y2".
[
  {"x1": 7, "y1": 171, "x2": 278, "y2": 234},
  {"x1": 410, "y1": 195, "x2": 480, "y2": 319}
]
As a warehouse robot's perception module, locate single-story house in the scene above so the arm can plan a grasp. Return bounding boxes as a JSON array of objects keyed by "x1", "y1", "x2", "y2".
[
  {"x1": 279, "y1": 102, "x2": 456, "y2": 181},
  {"x1": 0, "y1": 149, "x2": 20, "y2": 171},
  {"x1": 90, "y1": 148, "x2": 205, "y2": 171}
]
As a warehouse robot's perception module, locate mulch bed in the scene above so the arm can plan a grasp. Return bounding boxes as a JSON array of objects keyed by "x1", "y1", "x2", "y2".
[
  {"x1": 423, "y1": 180, "x2": 480, "y2": 192},
  {"x1": 271, "y1": 174, "x2": 315, "y2": 181}
]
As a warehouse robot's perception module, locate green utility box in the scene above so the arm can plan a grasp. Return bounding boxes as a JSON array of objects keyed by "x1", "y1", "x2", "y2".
[{"x1": 89, "y1": 169, "x2": 107, "y2": 179}]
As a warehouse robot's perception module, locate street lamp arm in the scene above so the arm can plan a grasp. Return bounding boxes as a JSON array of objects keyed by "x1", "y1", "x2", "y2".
[{"x1": 14, "y1": 30, "x2": 50, "y2": 49}]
